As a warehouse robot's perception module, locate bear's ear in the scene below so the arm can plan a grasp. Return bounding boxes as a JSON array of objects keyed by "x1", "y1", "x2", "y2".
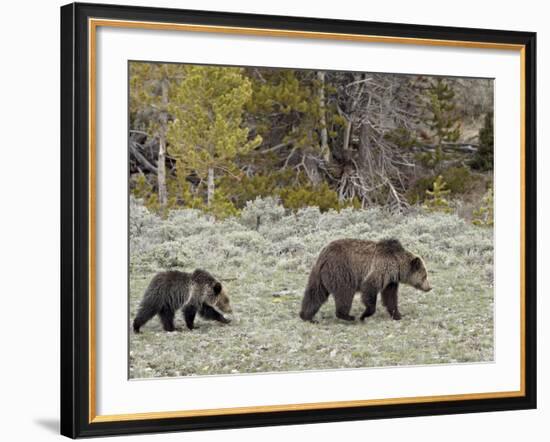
[
  {"x1": 411, "y1": 257, "x2": 423, "y2": 272},
  {"x1": 213, "y1": 282, "x2": 222, "y2": 295}
]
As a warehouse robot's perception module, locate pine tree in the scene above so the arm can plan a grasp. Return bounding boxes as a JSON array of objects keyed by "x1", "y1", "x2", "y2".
[
  {"x1": 167, "y1": 66, "x2": 262, "y2": 208},
  {"x1": 129, "y1": 63, "x2": 185, "y2": 212},
  {"x1": 420, "y1": 78, "x2": 461, "y2": 169},
  {"x1": 247, "y1": 69, "x2": 326, "y2": 183},
  {"x1": 472, "y1": 187, "x2": 494, "y2": 226},
  {"x1": 470, "y1": 111, "x2": 494, "y2": 171},
  {"x1": 423, "y1": 175, "x2": 453, "y2": 213}
]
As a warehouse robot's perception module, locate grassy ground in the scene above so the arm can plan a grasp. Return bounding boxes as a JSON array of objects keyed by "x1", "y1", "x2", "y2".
[{"x1": 129, "y1": 198, "x2": 493, "y2": 379}]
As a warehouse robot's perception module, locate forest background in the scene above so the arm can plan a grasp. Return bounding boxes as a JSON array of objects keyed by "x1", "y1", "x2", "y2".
[{"x1": 129, "y1": 62, "x2": 494, "y2": 221}]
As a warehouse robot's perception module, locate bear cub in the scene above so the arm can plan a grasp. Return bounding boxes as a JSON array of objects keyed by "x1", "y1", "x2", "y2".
[
  {"x1": 133, "y1": 269, "x2": 232, "y2": 333},
  {"x1": 299, "y1": 238, "x2": 431, "y2": 322}
]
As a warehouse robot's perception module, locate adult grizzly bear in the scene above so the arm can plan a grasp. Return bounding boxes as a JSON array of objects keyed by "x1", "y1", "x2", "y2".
[
  {"x1": 299, "y1": 238, "x2": 431, "y2": 322},
  {"x1": 133, "y1": 269, "x2": 232, "y2": 333}
]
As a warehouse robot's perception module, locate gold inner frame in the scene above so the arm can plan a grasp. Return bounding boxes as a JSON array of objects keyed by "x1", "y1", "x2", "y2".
[{"x1": 87, "y1": 18, "x2": 527, "y2": 424}]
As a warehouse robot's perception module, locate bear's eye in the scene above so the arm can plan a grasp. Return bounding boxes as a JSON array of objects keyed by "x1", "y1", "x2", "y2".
[{"x1": 213, "y1": 282, "x2": 222, "y2": 295}]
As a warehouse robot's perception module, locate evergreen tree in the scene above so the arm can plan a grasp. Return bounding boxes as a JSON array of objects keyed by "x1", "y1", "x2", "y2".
[
  {"x1": 247, "y1": 69, "x2": 324, "y2": 182},
  {"x1": 419, "y1": 78, "x2": 461, "y2": 169},
  {"x1": 129, "y1": 63, "x2": 185, "y2": 212},
  {"x1": 470, "y1": 111, "x2": 494, "y2": 171},
  {"x1": 423, "y1": 175, "x2": 453, "y2": 213},
  {"x1": 168, "y1": 66, "x2": 261, "y2": 208},
  {"x1": 472, "y1": 187, "x2": 494, "y2": 226}
]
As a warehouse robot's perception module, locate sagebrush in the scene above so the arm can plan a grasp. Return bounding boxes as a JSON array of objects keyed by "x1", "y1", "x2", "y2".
[{"x1": 129, "y1": 197, "x2": 493, "y2": 378}]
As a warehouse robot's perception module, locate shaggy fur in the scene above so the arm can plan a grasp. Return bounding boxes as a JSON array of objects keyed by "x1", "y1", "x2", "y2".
[
  {"x1": 216, "y1": 288, "x2": 233, "y2": 314},
  {"x1": 299, "y1": 238, "x2": 431, "y2": 322},
  {"x1": 133, "y1": 269, "x2": 231, "y2": 333}
]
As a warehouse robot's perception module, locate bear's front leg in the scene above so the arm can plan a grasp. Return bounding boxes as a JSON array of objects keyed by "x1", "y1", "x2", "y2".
[
  {"x1": 360, "y1": 277, "x2": 379, "y2": 321},
  {"x1": 199, "y1": 304, "x2": 231, "y2": 324},
  {"x1": 360, "y1": 293, "x2": 377, "y2": 320},
  {"x1": 183, "y1": 304, "x2": 198, "y2": 330},
  {"x1": 381, "y1": 282, "x2": 402, "y2": 320}
]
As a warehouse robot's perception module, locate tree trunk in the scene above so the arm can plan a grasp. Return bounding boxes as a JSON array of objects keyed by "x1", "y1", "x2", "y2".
[
  {"x1": 157, "y1": 79, "x2": 168, "y2": 210},
  {"x1": 207, "y1": 167, "x2": 215, "y2": 207},
  {"x1": 157, "y1": 135, "x2": 167, "y2": 208},
  {"x1": 343, "y1": 119, "x2": 352, "y2": 152},
  {"x1": 358, "y1": 123, "x2": 373, "y2": 175},
  {"x1": 304, "y1": 155, "x2": 322, "y2": 185},
  {"x1": 317, "y1": 71, "x2": 330, "y2": 161}
]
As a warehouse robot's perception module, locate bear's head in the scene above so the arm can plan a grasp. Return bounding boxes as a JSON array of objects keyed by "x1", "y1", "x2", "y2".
[
  {"x1": 215, "y1": 287, "x2": 233, "y2": 314},
  {"x1": 407, "y1": 256, "x2": 432, "y2": 292},
  {"x1": 192, "y1": 269, "x2": 225, "y2": 305}
]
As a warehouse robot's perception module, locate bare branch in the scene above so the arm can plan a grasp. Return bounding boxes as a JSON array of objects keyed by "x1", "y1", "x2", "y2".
[{"x1": 130, "y1": 141, "x2": 158, "y2": 173}]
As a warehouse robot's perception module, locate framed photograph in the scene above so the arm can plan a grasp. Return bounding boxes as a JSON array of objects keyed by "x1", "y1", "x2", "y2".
[{"x1": 60, "y1": 2, "x2": 536, "y2": 438}]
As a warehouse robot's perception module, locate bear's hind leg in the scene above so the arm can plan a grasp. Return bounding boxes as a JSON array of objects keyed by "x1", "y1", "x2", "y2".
[
  {"x1": 299, "y1": 281, "x2": 329, "y2": 322},
  {"x1": 159, "y1": 306, "x2": 176, "y2": 331},
  {"x1": 381, "y1": 282, "x2": 401, "y2": 320},
  {"x1": 133, "y1": 300, "x2": 159, "y2": 333},
  {"x1": 333, "y1": 290, "x2": 355, "y2": 321}
]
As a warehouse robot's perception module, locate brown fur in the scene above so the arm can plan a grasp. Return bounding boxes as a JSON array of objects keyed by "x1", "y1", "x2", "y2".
[
  {"x1": 216, "y1": 288, "x2": 233, "y2": 314},
  {"x1": 133, "y1": 269, "x2": 232, "y2": 332},
  {"x1": 299, "y1": 238, "x2": 431, "y2": 322}
]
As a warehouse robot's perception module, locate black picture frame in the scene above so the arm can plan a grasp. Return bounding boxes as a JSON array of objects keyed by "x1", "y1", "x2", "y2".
[{"x1": 60, "y1": 2, "x2": 537, "y2": 438}]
